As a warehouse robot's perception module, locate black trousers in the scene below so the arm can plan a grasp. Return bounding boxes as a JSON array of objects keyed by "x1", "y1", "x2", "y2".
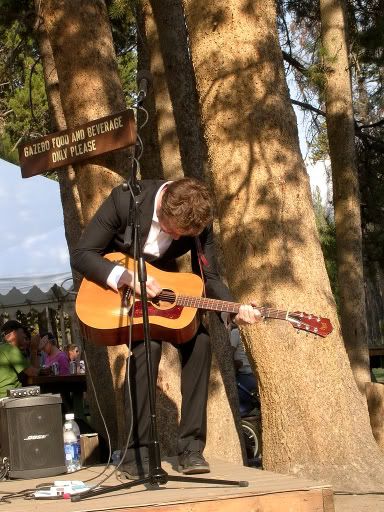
[{"x1": 124, "y1": 325, "x2": 212, "y2": 463}]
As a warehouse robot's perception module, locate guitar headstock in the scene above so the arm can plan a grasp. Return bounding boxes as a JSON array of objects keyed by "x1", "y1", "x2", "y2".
[{"x1": 287, "y1": 311, "x2": 333, "y2": 337}]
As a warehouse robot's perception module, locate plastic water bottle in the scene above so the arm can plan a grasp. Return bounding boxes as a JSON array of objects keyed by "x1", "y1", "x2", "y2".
[
  {"x1": 63, "y1": 413, "x2": 81, "y2": 472},
  {"x1": 111, "y1": 450, "x2": 121, "y2": 466}
]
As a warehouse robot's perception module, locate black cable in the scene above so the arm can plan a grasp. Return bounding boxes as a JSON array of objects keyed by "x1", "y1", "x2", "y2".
[{"x1": 0, "y1": 488, "x2": 37, "y2": 504}]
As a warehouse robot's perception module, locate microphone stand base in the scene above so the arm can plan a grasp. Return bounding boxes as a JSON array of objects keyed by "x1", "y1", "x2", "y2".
[{"x1": 71, "y1": 469, "x2": 248, "y2": 501}]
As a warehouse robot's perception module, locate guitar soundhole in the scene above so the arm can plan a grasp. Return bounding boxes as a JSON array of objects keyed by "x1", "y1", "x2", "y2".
[{"x1": 151, "y1": 288, "x2": 176, "y2": 310}]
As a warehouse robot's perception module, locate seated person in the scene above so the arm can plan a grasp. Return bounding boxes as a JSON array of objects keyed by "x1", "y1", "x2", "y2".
[
  {"x1": 40, "y1": 332, "x2": 70, "y2": 376},
  {"x1": 65, "y1": 343, "x2": 81, "y2": 364},
  {"x1": 230, "y1": 327, "x2": 259, "y2": 416},
  {"x1": 0, "y1": 320, "x2": 41, "y2": 398}
]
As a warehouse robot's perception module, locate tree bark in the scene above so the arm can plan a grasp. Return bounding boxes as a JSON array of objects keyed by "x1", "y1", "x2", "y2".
[
  {"x1": 136, "y1": 0, "x2": 244, "y2": 462},
  {"x1": 33, "y1": 3, "x2": 84, "y2": 264},
  {"x1": 183, "y1": 0, "x2": 384, "y2": 491},
  {"x1": 135, "y1": 0, "x2": 164, "y2": 179},
  {"x1": 137, "y1": 0, "x2": 183, "y2": 180},
  {"x1": 149, "y1": 0, "x2": 208, "y2": 179},
  {"x1": 366, "y1": 382, "x2": 384, "y2": 452},
  {"x1": 38, "y1": 0, "x2": 131, "y2": 450},
  {"x1": 319, "y1": 0, "x2": 370, "y2": 392},
  {"x1": 40, "y1": 0, "x2": 130, "y2": 223}
]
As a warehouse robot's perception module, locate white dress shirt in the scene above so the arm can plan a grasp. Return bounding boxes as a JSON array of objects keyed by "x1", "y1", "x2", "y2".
[{"x1": 107, "y1": 182, "x2": 172, "y2": 291}]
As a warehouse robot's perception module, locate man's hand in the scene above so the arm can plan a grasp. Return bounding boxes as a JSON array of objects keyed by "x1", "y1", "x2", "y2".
[
  {"x1": 117, "y1": 269, "x2": 162, "y2": 298},
  {"x1": 234, "y1": 302, "x2": 262, "y2": 325}
]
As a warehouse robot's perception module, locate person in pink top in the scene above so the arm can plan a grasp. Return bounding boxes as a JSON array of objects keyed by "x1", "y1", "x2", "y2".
[{"x1": 40, "y1": 332, "x2": 70, "y2": 376}]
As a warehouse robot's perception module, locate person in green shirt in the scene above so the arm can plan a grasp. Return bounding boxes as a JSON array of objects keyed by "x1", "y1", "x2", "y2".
[{"x1": 0, "y1": 320, "x2": 41, "y2": 399}]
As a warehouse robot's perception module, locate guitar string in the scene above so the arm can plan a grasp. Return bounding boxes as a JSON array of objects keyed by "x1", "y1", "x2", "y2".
[
  {"x1": 126, "y1": 293, "x2": 328, "y2": 334},
  {"x1": 150, "y1": 291, "x2": 320, "y2": 320},
  {"x1": 157, "y1": 292, "x2": 290, "y2": 314}
]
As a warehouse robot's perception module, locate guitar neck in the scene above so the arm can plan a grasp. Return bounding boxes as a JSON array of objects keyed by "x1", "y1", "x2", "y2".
[{"x1": 176, "y1": 295, "x2": 288, "y2": 320}]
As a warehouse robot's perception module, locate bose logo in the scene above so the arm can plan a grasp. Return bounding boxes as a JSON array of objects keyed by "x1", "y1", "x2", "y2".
[{"x1": 23, "y1": 434, "x2": 49, "y2": 441}]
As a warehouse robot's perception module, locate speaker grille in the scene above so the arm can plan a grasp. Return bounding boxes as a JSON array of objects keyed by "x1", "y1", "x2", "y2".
[{"x1": 0, "y1": 395, "x2": 67, "y2": 478}]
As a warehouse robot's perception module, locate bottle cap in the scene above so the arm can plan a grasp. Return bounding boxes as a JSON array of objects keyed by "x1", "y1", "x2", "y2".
[{"x1": 65, "y1": 413, "x2": 75, "y2": 420}]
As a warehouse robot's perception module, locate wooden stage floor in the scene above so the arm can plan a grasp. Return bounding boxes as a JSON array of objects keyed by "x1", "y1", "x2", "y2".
[{"x1": 0, "y1": 458, "x2": 334, "y2": 512}]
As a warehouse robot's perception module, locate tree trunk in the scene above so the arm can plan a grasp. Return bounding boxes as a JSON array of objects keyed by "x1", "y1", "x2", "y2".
[
  {"x1": 183, "y1": 0, "x2": 384, "y2": 491},
  {"x1": 40, "y1": 0, "x2": 130, "y2": 223},
  {"x1": 38, "y1": 0, "x2": 131, "y2": 450},
  {"x1": 136, "y1": 0, "x2": 243, "y2": 462},
  {"x1": 135, "y1": 0, "x2": 164, "y2": 179},
  {"x1": 138, "y1": 0, "x2": 183, "y2": 180},
  {"x1": 366, "y1": 382, "x2": 384, "y2": 452},
  {"x1": 149, "y1": 0, "x2": 208, "y2": 179},
  {"x1": 319, "y1": 0, "x2": 370, "y2": 392},
  {"x1": 33, "y1": 3, "x2": 84, "y2": 269}
]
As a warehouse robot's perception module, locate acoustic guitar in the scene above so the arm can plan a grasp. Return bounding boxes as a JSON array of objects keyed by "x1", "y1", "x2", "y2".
[{"x1": 75, "y1": 252, "x2": 333, "y2": 346}]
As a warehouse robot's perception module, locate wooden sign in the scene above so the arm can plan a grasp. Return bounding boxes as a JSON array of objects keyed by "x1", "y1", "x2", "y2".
[{"x1": 18, "y1": 109, "x2": 136, "y2": 178}]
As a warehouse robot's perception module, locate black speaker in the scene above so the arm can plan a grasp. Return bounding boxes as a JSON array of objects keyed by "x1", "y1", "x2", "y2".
[{"x1": 0, "y1": 394, "x2": 67, "y2": 478}]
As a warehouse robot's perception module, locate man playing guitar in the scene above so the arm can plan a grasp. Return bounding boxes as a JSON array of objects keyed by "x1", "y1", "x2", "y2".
[{"x1": 71, "y1": 177, "x2": 261, "y2": 479}]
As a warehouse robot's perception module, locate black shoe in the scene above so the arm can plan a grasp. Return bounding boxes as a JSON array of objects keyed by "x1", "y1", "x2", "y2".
[
  {"x1": 119, "y1": 458, "x2": 149, "y2": 480},
  {"x1": 178, "y1": 450, "x2": 210, "y2": 475}
]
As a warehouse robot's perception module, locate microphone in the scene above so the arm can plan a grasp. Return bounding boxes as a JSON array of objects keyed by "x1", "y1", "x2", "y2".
[{"x1": 136, "y1": 70, "x2": 152, "y2": 103}]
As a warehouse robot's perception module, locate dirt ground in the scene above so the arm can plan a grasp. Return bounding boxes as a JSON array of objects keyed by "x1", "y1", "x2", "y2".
[{"x1": 334, "y1": 493, "x2": 384, "y2": 511}]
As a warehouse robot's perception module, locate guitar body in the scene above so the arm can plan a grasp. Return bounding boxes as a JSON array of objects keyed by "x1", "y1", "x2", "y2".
[
  {"x1": 76, "y1": 253, "x2": 204, "y2": 346},
  {"x1": 76, "y1": 253, "x2": 333, "y2": 345}
]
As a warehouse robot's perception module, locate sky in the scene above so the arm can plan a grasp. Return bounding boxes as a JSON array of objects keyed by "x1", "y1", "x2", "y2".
[
  {"x1": 293, "y1": 102, "x2": 329, "y2": 203},
  {"x1": 0, "y1": 158, "x2": 71, "y2": 279}
]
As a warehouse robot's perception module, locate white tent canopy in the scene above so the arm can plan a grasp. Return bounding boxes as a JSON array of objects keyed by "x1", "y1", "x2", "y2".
[
  {"x1": 0, "y1": 159, "x2": 73, "y2": 315},
  {"x1": 0, "y1": 284, "x2": 76, "y2": 318}
]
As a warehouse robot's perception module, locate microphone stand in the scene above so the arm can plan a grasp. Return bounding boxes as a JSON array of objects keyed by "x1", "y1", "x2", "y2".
[{"x1": 72, "y1": 84, "x2": 248, "y2": 504}]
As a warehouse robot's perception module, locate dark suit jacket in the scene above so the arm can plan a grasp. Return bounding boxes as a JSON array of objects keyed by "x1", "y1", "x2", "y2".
[{"x1": 71, "y1": 180, "x2": 234, "y2": 303}]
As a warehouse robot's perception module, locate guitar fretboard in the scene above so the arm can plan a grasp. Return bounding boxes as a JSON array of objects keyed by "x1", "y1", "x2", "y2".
[{"x1": 159, "y1": 293, "x2": 290, "y2": 320}]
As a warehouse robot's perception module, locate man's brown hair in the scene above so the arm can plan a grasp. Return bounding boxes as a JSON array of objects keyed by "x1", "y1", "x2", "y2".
[{"x1": 159, "y1": 178, "x2": 213, "y2": 235}]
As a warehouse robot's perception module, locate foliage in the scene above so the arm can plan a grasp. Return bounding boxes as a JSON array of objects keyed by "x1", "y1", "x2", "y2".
[
  {"x1": 312, "y1": 187, "x2": 339, "y2": 306},
  {"x1": 307, "y1": 120, "x2": 328, "y2": 164},
  {"x1": 0, "y1": 7, "x2": 44, "y2": 163},
  {"x1": 117, "y1": 51, "x2": 137, "y2": 106},
  {"x1": 0, "y1": 130, "x2": 18, "y2": 163},
  {"x1": 279, "y1": 0, "x2": 384, "y2": 275},
  {"x1": 0, "y1": 0, "x2": 138, "y2": 164},
  {"x1": 107, "y1": 0, "x2": 137, "y2": 106}
]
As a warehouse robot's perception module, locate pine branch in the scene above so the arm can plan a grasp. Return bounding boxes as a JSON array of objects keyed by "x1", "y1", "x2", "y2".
[
  {"x1": 289, "y1": 99, "x2": 384, "y2": 154},
  {"x1": 282, "y1": 50, "x2": 308, "y2": 75},
  {"x1": 290, "y1": 98, "x2": 325, "y2": 117}
]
